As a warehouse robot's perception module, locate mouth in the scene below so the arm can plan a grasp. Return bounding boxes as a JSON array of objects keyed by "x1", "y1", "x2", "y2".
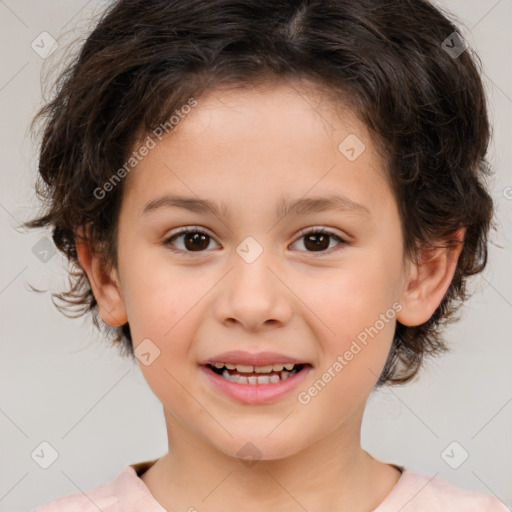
[
  {"x1": 199, "y1": 361, "x2": 313, "y2": 404},
  {"x1": 205, "y1": 362, "x2": 309, "y2": 385}
]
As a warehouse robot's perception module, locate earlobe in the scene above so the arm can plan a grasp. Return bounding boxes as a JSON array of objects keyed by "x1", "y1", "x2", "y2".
[
  {"x1": 76, "y1": 235, "x2": 128, "y2": 327},
  {"x1": 396, "y1": 228, "x2": 465, "y2": 327}
]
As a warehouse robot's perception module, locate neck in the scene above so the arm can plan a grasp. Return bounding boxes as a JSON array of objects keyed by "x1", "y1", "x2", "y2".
[{"x1": 141, "y1": 408, "x2": 401, "y2": 511}]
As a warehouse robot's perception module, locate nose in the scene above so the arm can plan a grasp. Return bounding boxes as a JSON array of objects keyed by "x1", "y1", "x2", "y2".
[{"x1": 213, "y1": 251, "x2": 293, "y2": 332}]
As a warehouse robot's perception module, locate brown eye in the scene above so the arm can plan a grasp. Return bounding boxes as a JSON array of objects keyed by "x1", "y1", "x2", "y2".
[
  {"x1": 164, "y1": 227, "x2": 346, "y2": 255},
  {"x1": 291, "y1": 228, "x2": 346, "y2": 254},
  {"x1": 303, "y1": 232, "x2": 330, "y2": 252},
  {"x1": 165, "y1": 228, "x2": 219, "y2": 253},
  {"x1": 182, "y1": 232, "x2": 210, "y2": 251}
]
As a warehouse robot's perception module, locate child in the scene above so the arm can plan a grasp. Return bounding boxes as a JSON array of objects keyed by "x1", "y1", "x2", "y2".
[{"x1": 26, "y1": 0, "x2": 508, "y2": 510}]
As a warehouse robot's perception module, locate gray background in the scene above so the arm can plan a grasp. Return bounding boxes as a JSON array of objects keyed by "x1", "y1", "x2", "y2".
[{"x1": 0, "y1": 1, "x2": 511, "y2": 510}]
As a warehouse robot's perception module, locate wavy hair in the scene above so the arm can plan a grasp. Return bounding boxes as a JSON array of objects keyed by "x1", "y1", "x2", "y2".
[{"x1": 23, "y1": 0, "x2": 494, "y2": 385}]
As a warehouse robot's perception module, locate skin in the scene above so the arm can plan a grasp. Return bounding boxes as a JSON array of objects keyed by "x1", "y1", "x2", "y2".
[{"x1": 77, "y1": 79, "x2": 464, "y2": 511}]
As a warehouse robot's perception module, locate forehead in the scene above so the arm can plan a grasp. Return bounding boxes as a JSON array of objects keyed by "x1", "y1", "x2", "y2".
[
  {"x1": 166, "y1": 79, "x2": 364, "y2": 148},
  {"x1": 122, "y1": 80, "x2": 392, "y2": 220}
]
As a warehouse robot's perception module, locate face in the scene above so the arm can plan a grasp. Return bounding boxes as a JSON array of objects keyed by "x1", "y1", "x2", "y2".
[{"x1": 104, "y1": 80, "x2": 412, "y2": 460}]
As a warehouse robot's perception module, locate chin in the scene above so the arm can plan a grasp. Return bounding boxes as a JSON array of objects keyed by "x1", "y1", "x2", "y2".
[{"x1": 212, "y1": 432, "x2": 306, "y2": 464}]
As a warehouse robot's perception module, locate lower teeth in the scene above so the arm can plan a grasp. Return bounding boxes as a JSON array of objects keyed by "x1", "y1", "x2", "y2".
[{"x1": 220, "y1": 369, "x2": 297, "y2": 384}]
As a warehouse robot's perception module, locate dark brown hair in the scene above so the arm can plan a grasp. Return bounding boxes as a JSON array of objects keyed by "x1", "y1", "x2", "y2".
[{"x1": 23, "y1": 0, "x2": 494, "y2": 386}]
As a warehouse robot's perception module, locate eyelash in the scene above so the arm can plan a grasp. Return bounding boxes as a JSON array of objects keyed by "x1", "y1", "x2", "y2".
[{"x1": 163, "y1": 226, "x2": 347, "y2": 256}]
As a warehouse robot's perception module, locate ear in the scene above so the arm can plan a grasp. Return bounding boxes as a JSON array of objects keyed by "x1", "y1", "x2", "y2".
[
  {"x1": 75, "y1": 227, "x2": 128, "y2": 327},
  {"x1": 397, "y1": 228, "x2": 465, "y2": 327}
]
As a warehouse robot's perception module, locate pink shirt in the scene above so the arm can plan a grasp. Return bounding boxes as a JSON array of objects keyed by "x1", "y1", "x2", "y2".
[{"x1": 33, "y1": 459, "x2": 508, "y2": 511}]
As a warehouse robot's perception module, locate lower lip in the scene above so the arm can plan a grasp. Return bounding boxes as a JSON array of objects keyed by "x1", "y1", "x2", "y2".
[{"x1": 199, "y1": 364, "x2": 312, "y2": 405}]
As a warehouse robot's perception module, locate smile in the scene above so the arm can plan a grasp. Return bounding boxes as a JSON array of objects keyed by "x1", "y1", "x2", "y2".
[
  {"x1": 207, "y1": 362, "x2": 304, "y2": 384},
  {"x1": 200, "y1": 363, "x2": 312, "y2": 404}
]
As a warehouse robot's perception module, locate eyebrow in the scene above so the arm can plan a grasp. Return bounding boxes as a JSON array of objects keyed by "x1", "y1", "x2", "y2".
[{"x1": 141, "y1": 193, "x2": 372, "y2": 219}]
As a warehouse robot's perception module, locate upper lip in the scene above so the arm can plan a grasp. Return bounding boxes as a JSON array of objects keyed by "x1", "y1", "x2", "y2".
[{"x1": 200, "y1": 350, "x2": 310, "y2": 367}]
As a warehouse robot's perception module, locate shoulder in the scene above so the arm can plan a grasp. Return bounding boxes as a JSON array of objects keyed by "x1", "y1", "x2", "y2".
[
  {"x1": 32, "y1": 465, "x2": 130, "y2": 512},
  {"x1": 383, "y1": 467, "x2": 509, "y2": 512},
  {"x1": 32, "y1": 460, "x2": 162, "y2": 512},
  {"x1": 32, "y1": 486, "x2": 119, "y2": 512}
]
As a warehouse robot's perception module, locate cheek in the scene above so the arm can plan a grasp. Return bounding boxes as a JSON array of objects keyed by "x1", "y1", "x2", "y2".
[
  {"x1": 122, "y1": 262, "x2": 203, "y2": 408},
  {"x1": 296, "y1": 257, "x2": 397, "y2": 336},
  {"x1": 294, "y1": 253, "x2": 400, "y2": 388},
  {"x1": 117, "y1": 243, "x2": 191, "y2": 338}
]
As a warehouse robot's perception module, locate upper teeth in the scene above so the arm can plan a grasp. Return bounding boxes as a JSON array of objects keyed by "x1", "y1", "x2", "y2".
[{"x1": 212, "y1": 362, "x2": 295, "y2": 373}]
